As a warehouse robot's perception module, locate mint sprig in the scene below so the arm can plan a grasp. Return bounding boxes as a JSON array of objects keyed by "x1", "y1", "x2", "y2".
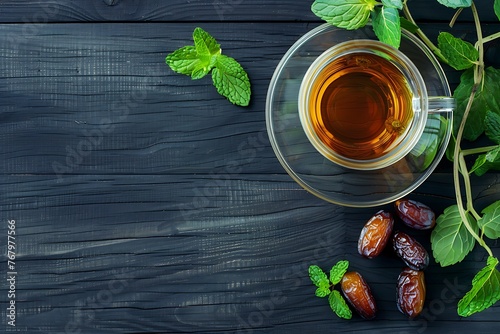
[
  {"x1": 165, "y1": 27, "x2": 251, "y2": 107},
  {"x1": 308, "y1": 261, "x2": 351, "y2": 319},
  {"x1": 311, "y1": 0, "x2": 376, "y2": 30},
  {"x1": 458, "y1": 256, "x2": 500, "y2": 317}
]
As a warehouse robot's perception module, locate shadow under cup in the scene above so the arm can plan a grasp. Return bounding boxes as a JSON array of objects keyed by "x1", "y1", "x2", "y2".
[
  {"x1": 299, "y1": 40, "x2": 455, "y2": 171},
  {"x1": 265, "y1": 24, "x2": 455, "y2": 207}
]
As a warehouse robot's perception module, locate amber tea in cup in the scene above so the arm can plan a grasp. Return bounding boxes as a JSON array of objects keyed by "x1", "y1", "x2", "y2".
[
  {"x1": 299, "y1": 40, "x2": 454, "y2": 170},
  {"x1": 311, "y1": 52, "x2": 413, "y2": 160}
]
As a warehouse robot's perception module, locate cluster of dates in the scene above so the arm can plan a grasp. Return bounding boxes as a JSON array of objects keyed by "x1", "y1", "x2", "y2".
[{"x1": 346, "y1": 199, "x2": 435, "y2": 319}]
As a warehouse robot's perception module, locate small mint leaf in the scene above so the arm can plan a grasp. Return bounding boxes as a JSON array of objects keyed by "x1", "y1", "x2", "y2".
[
  {"x1": 212, "y1": 54, "x2": 251, "y2": 106},
  {"x1": 193, "y1": 27, "x2": 221, "y2": 58},
  {"x1": 437, "y1": 0, "x2": 472, "y2": 8},
  {"x1": 309, "y1": 265, "x2": 330, "y2": 289},
  {"x1": 329, "y1": 290, "x2": 353, "y2": 319},
  {"x1": 166, "y1": 46, "x2": 208, "y2": 78},
  {"x1": 473, "y1": 159, "x2": 500, "y2": 176},
  {"x1": 371, "y1": 6, "x2": 401, "y2": 48},
  {"x1": 311, "y1": 0, "x2": 377, "y2": 30},
  {"x1": 438, "y1": 32, "x2": 478, "y2": 70},
  {"x1": 495, "y1": 0, "x2": 500, "y2": 21},
  {"x1": 315, "y1": 286, "x2": 331, "y2": 298},
  {"x1": 330, "y1": 260, "x2": 349, "y2": 285},
  {"x1": 485, "y1": 111, "x2": 500, "y2": 144},
  {"x1": 470, "y1": 154, "x2": 488, "y2": 175},
  {"x1": 400, "y1": 16, "x2": 419, "y2": 33},
  {"x1": 486, "y1": 146, "x2": 500, "y2": 163},
  {"x1": 382, "y1": 0, "x2": 403, "y2": 10},
  {"x1": 478, "y1": 200, "x2": 500, "y2": 239},
  {"x1": 458, "y1": 256, "x2": 500, "y2": 317}
]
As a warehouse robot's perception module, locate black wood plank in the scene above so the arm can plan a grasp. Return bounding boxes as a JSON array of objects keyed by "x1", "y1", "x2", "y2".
[
  {"x1": 1, "y1": 173, "x2": 499, "y2": 333},
  {"x1": 0, "y1": 0, "x2": 498, "y2": 23}
]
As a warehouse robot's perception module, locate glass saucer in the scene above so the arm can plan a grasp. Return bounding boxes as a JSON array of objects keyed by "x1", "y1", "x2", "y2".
[{"x1": 266, "y1": 23, "x2": 453, "y2": 207}]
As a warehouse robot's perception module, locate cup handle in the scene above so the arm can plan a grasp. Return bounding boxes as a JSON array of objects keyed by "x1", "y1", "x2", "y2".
[{"x1": 428, "y1": 96, "x2": 455, "y2": 114}]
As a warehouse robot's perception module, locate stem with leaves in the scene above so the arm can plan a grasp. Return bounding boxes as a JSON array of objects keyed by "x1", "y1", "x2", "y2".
[{"x1": 311, "y1": 0, "x2": 500, "y2": 317}]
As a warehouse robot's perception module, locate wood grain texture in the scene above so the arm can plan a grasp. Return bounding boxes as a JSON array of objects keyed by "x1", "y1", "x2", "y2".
[
  {"x1": 0, "y1": 1, "x2": 500, "y2": 333},
  {"x1": 0, "y1": 0, "x2": 498, "y2": 23},
  {"x1": 1, "y1": 22, "x2": 498, "y2": 177}
]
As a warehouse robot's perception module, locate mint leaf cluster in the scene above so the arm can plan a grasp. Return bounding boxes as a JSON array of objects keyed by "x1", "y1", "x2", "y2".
[
  {"x1": 311, "y1": 0, "x2": 403, "y2": 48},
  {"x1": 308, "y1": 261, "x2": 351, "y2": 319},
  {"x1": 166, "y1": 27, "x2": 251, "y2": 107}
]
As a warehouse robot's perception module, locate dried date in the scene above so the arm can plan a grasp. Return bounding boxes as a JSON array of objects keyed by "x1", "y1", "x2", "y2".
[
  {"x1": 393, "y1": 231, "x2": 429, "y2": 270},
  {"x1": 358, "y1": 210, "x2": 394, "y2": 259},
  {"x1": 396, "y1": 268, "x2": 426, "y2": 318},
  {"x1": 341, "y1": 271, "x2": 377, "y2": 319},
  {"x1": 394, "y1": 199, "x2": 436, "y2": 230}
]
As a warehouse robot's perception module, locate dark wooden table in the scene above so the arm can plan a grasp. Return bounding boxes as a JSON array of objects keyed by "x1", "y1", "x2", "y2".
[{"x1": 1, "y1": 1, "x2": 499, "y2": 333}]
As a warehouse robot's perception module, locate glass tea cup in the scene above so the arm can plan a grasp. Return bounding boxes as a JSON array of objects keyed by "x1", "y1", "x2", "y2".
[
  {"x1": 298, "y1": 39, "x2": 455, "y2": 170},
  {"x1": 266, "y1": 24, "x2": 455, "y2": 207}
]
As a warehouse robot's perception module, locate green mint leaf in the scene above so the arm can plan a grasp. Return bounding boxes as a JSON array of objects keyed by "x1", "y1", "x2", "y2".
[
  {"x1": 211, "y1": 54, "x2": 251, "y2": 106},
  {"x1": 470, "y1": 153, "x2": 488, "y2": 175},
  {"x1": 458, "y1": 256, "x2": 500, "y2": 317},
  {"x1": 486, "y1": 145, "x2": 500, "y2": 163},
  {"x1": 382, "y1": 0, "x2": 403, "y2": 10},
  {"x1": 192, "y1": 27, "x2": 221, "y2": 78},
  {"x1": 330, "y1": 260, "x2": 349, "y2": 285},
  {"x1": 329, "y1": 290, "x2": 353, "y2": 319},
  {"x1": 311, "y1": 0, "x2": 377, "y2": 30},
  {"x1": 371, "y1": 6, "x2": 401, "y2": 49},
  {"x1": 495, "y1": 0, "x2": 500, "y2": 21},
  {"x1": 469, "y1": 145, "x2": 499, "y2": 176},
  {"x1": 165, "y1": 27, "x2": 221, "y2": 80},
  {"x1": 473, "y1": 158, "x2": 500, "y2": 176},
  {"x1": 431, "y1": 205, "x2": 477, "y2": 267},
  {"x1": 437, "y1": 32, "x2": 478, "y2": 70},
  {"x1": 309, "y1": 265, "x2": 330, "y2": 289},
  {"x1": 478, "y1": 200, "x2": 500, "y2": 239},
  {"x1": 485, "y1": 111, "x2": 500, "y2": 144},
  {"x1": 437, "y1": 0, "x2": 472, "y2": 9},
  {"x1": 316, "y1": 286, "x2": 331, "y2": 298},
  {"x1": 166, "y1": 45, "x2": 209, "y2": 78},
  {"x1": 453, "y1": 67, "x2": 500, "y2": 141},
  {"x1": 193, "y1": 27, "x2": 221, "y2": 57},
  {"x1": 400, "y1": 16, "x2": 420, "y2": 33}
]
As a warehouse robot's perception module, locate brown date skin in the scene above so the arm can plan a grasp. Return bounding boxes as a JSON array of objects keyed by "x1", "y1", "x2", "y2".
[
  {"x1": 394, "y1": 199, "x2": 436, "y2": 230},
  {"x1": 358, "y1": 210, "x2": 394, "y2": 259},
  {"x1": 396, "y1": 268, "x2": 426, "y2": 318},
  {"x1": 393, "y1": 231, "x2": 429, "y2": 270},
  {"x1": 341, "y1": 271, "x2": 377, "y2": 320}
]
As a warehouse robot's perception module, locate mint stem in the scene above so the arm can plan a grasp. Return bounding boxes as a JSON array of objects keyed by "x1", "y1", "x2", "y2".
[
  {"x1": 461, "y1": 145, "x2": 499, "y2": 156},
  {"x1": 452, "y1": 1, "x2": 493, "y2": 258},
  {"x1": 479, "y1": 31, "x2": 500, "y2": 46},
  {"x1": 449, "y1": 8, "x2": 464, "y2": 28},
  {"x1": 402, "y1": 3, "x2": 449, "y2": 64}
]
